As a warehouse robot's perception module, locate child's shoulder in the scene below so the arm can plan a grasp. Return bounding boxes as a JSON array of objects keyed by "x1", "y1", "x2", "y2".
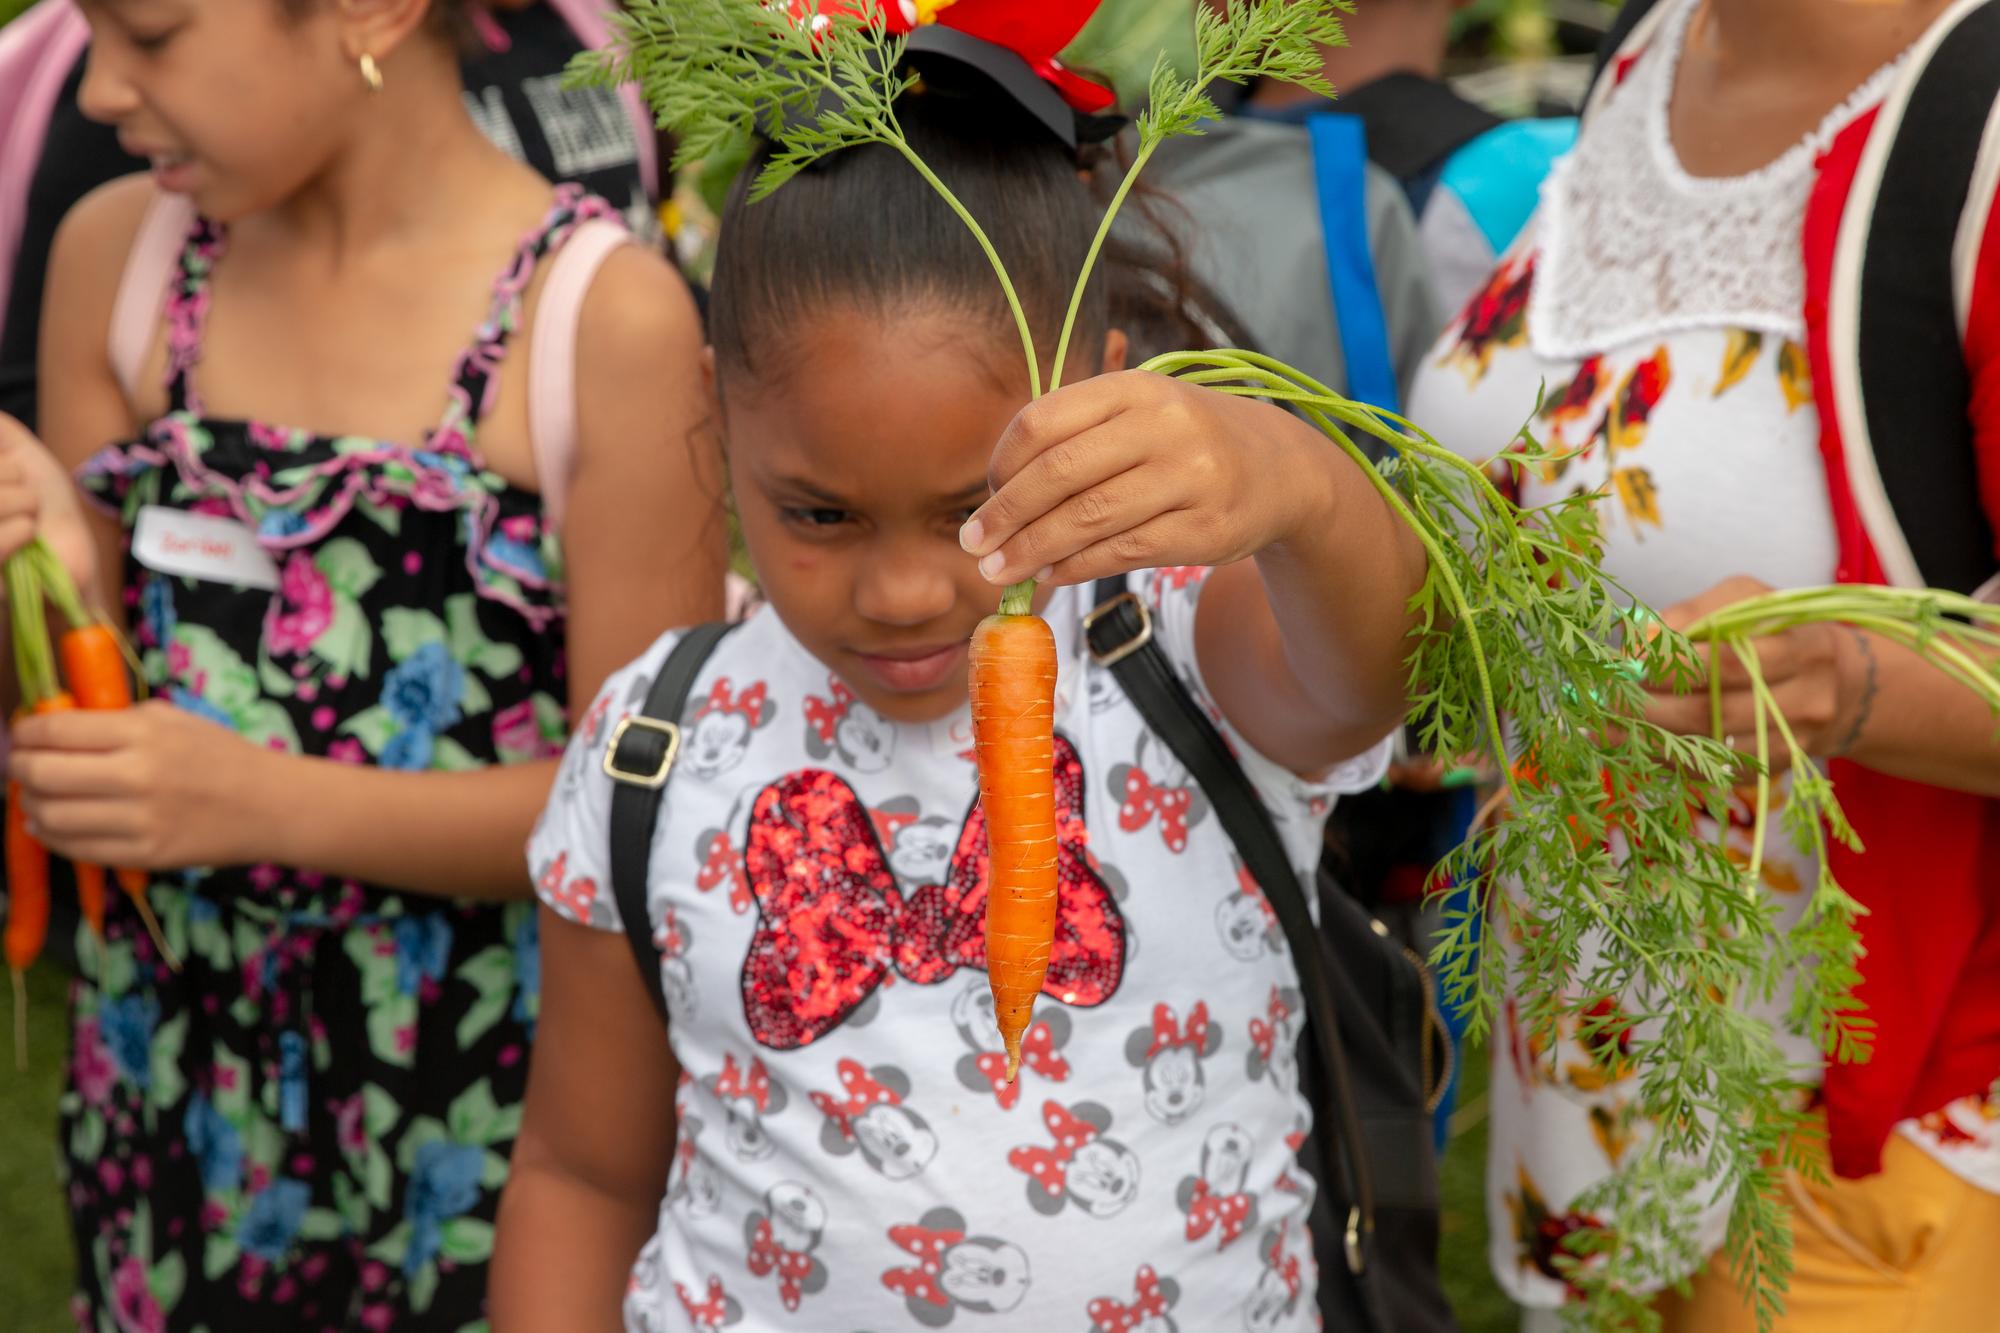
[{"x1": 47, "y1": 173, "x2": 162, "y2": 321}]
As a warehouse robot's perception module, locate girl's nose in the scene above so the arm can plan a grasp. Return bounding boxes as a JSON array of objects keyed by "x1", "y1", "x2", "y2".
[
  {"x1": 76, "y1": 43, "x2": 142, "y2": 127},
  {"x1": 852, "y1": 537, "x2": 957, "y2": 628}
]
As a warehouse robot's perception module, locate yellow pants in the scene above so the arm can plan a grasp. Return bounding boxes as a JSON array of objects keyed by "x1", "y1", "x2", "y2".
[{"x1": 1657, "y1": 1124, "x2": 2000, "y2": 1331}]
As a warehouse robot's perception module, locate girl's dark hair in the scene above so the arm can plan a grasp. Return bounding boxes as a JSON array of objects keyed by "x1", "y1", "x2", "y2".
[{"x1": 710, "y1": 87, "x2": 1246, "y2": 389}]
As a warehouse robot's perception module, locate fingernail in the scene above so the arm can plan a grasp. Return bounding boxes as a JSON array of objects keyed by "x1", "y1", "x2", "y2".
[
  {"x1": 1033, "y1": 566, "x2": 1053, "y2": 583},
  {"x1": 978, "y1": 551, "x2": 1006, "y2": 581},
  {"x1": 959, "y1": 517, "x2": 986, "y2": 554}
]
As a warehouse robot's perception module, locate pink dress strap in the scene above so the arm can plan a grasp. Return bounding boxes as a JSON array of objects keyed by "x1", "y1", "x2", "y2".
[
  {"x1": 527, "y1": 216, "x2": 630, "y2": 532},
  {"x1": 0, "y1": 1, "x2": 91, "y2": 327},
  {"x1": 108, "y1": 190, "x2": 197, "y2": 402}
]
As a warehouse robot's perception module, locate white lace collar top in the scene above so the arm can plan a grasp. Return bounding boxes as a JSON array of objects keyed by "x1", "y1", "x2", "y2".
[{"x1": 1528, "y1": 0, "x2": 1907, "y2": 359}]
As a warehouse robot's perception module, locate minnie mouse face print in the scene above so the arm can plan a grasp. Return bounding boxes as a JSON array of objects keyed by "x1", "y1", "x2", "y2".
[
  {"x1": 1007, "y1": 1099, "x2": 1142, "y2": 1218},
  {"x1": 665, "y1": 1113, "x2": 721, "y2": 1217},
  {"x1": 701, "y1": 1053, "x2": 787, "y2": 1161},
  {"x1": 1088, "y1": 1264, "x2": 1183, "y2": 1333},
  {"x1": 883, "y1": 1207, "x2": 1032, "y2": 1328},
  {"x1": 951, "y1": 974, "x2": 1073, "y2": 1110},
  {"x1": 805, "y1": 674, "x2": 896, "y2": 772},
  {"x1": 1245, "y1": 986, "x2": 1303, "y2": 1096},
  {"x1": 1110, "y1": 732, "x2": 1210, "y2": 855},
  {"x1": 1215, "y1": 861, "x2": 1281, "y2": 962},
  {"x1": 810, "y1": 1059, "x2": 938, "y2": 1181},
  {"x1": 683, "y1": 678, "x2": 776, "y2": 779},
  {"x1": 1242, "y1": 1219, "x2": 1310, "y2": 1332},
  {"x1": 670, "y1": 1272, "x2": 743, "y2": 1329},
  {"x1": 743, "y1": 1183, "x2": 829, "y2": 1313},
  {"x1": 1175, "y1": 1122, "x2": 1260, "y2": 1251},
  {"x1": 654, "y1": 909, "x2": 696, "y2": 1022},
  {"x1": 1125, "y1": 1001, "x2": 1222, "y2": 1125}
]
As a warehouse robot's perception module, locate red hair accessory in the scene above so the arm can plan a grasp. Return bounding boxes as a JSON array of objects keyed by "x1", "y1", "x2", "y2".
[
  {"x1": 712, "y1": 1053, "x2": 773, "y2": 1112},
  {"x1": 1146, "y1": 1000, "x2": 1210, "y2": 1060},
  {"x1": 783, "y1": 0, "x2": 1118, "y2": 145}
]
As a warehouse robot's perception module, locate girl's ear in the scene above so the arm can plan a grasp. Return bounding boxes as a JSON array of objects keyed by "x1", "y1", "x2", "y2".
[
  {"x1": 1102, "y1": 327, "x2": 1130, "y2": 375},
  {"x1": 335, "y1": 0, "x2": 437, "y2": 66}
]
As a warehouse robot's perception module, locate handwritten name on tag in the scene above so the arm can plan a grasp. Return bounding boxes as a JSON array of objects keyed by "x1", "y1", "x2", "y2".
[{"x1": 132, "y1": 506, "x2": 281, "y2": 592}]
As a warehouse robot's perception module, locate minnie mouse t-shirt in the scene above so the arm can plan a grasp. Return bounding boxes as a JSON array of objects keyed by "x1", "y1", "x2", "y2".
[{"x1": 529, "y1": 572, "x2": 1389, "y2": 1332}]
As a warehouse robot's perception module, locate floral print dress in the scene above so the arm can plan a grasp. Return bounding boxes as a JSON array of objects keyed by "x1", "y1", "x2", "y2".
[{"x1": 65, "y1": 184, "x2": 617, "y2": 1332}]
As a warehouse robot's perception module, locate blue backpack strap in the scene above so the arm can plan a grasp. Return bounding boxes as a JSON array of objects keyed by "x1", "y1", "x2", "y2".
[{"x1": 1306, "y1": 113, "x2": 1400, "y2": 414}]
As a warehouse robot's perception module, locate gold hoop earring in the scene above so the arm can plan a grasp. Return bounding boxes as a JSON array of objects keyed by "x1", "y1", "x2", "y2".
[{"x1": 359, "y1": 53, "x2": 383, "y2": 93}]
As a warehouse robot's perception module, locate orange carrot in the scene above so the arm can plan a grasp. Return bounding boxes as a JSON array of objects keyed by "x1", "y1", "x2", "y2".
[
  {"x1": 7, "y1": 694, "x2": 70, "y2": 1066},
  {"x1": 57, "y1": 623, "x2": 174, "y2": 966},
  {"x1": 5, "y1": 782, "x2": 49, "y2": 970},
  {"x1": 75, "y1": 863, "x2": 107, "y2": 940},
  {"x1": 969, "y1": 609, "x2": 1059, "y2": 1082}
]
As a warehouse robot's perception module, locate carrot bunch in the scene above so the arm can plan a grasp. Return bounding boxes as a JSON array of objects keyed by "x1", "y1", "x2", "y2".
[
  {"x1": 4, "y1": 537, "x2": 166, "y2": 1066},
  {"x1": 970, "y1": 587, "x2": 1058, "y2": 1082}
]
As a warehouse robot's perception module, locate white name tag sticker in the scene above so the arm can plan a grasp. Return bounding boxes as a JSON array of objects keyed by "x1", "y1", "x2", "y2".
[{"x1": 132, "y1": 506, "x2": 281, "y2": 592}]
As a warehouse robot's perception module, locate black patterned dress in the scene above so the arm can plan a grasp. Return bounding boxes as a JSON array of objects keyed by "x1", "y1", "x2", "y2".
[{"x1": 65, "y1": 185, "x2": 619, "y2": 1332}]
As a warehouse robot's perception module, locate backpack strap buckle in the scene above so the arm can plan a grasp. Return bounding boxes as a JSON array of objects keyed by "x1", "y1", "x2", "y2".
[
  {"x1": 1083, "y1": 589, "x2": 1154, "y2": 667},
  {"x1": 602, "y1": 715, "x2": 681, "y2": 789}
]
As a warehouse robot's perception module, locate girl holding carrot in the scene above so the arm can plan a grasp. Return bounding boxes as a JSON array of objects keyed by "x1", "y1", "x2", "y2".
[
  {"x1": 0, "y1": 0, "x2": 722, "y2": 1325},
  {"x1": 491, "y1": 30, "x2": 1426, "y2": 1333}
]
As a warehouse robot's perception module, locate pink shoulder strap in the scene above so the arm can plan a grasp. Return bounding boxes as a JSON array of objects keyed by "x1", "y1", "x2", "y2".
[
  {"x1": 544, "y1": 0, "x2": 660, "y2": 202},
  {"x1": 108, "y1": 191, "x2": 197, "y2": 402},
  {"x1": 528, "y1": 217, "x2": 631, "y2": 532},
  {"x1": 0, "y1": 1, "x2": 91, "y2": 329}
]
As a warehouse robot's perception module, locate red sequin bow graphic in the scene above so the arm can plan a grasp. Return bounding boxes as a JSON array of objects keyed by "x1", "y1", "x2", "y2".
[
  {"x1": 782, "y1": 0, "x2": 1116, "y2": 112},
  {"x1": 674, "y1": 1276, "x2": 732, "y2": 1327},
  {"x1": 746, "y1": 1218, "x2": 815, "y2": 1312},
  {"x1": 1146, "y1": 1001, "x2": 1210, "y2": 1059},
  {"x1": 810, "y1": 1059, "x2": 900, "y2": 1138},
  {"x1": 739, "y1": 735, "x2": 1124, "y2": 1049},
  {"x1": 882, "y1": 1218, "x2": 965, "y2": 1307},
  {"x1": 1006, "y1": 1099, "x2": 1101, "y2": 1196},
  {"x1": 975, "y1": 1019, "x2": 1069, "y2": 1109},
  {"x1": 1088, "y1": 1265, "x2": 1172, "y2": 1333},
  {"x1": 1119, "y1": 766, "x2": 1195, "y2": 852},
  {"x1": 1185, "y1": 1178, "x2": 1253, "y2": 1249}
]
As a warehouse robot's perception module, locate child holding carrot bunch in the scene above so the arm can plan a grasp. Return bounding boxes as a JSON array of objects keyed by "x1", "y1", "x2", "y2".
[
  {"x1": 491, "y1": 5, "x2": 1426, "y2": 1329},
  {"x1": 0, "y1": 0, "x2": 721, "y2": 1325}
]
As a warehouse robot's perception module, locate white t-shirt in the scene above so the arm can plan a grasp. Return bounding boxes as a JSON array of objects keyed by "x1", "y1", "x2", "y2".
[{"x1": 529, "y1": 572, "x2": 1390, "y2": 1332}]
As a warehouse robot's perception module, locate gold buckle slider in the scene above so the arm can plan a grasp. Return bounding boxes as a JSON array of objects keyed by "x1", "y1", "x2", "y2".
[
  {"x1": 602, "y1": 716, "x2": 682, "y2": 789},
  {"x1": 1084, "y1": 590, "x2": 1154, "y2": 668}
]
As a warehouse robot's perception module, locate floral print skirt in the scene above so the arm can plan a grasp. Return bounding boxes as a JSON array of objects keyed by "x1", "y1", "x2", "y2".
[{"x1": 62, "y1": 881, "x2": 537, "y2": 1332}]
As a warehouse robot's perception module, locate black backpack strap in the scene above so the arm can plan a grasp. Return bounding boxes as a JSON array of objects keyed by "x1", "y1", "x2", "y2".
[
  {"x1": 605, "y1": 621, "x2": 736, "y2": 1024},
  {"x1": 1846, "y1": 0, "x2": 2000, "y2": 595},
  {"x1": 1083, "y1": 576, "x2": 1386, "y2": 1325}
]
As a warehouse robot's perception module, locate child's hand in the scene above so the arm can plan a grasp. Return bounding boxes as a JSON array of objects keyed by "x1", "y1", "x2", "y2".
[
  {"x1": 9, "y1": 700, "x2": 270, "y2": 870},
  {"x1": 958, "y1": 373, "x2": 1341, "y2": 587},
  {"x1": 0, "y1": 413, "x2": 97, "y2": 594}
]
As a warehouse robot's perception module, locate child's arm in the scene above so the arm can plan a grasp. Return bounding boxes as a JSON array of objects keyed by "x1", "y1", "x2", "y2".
[
  {"x1": 961, "y1": 372, "x2": 1424, "y2": 774},
  {"x1": 492, "y1": 909, "x2": 681, "y2": 1330},
  {"x1": 13, "y1": 189, "x2": 726, "y2": 897}
]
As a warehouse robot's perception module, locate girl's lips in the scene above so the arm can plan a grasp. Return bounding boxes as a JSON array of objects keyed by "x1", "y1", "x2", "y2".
[
  {"x1": 146, "y1": 154, "x2": 198, "y2": 194},
  {"x1": 852, "y1": 643, "x2": 966, "y2": 693}
]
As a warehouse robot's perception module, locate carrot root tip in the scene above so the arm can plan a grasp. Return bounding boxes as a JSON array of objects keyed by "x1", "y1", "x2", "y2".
[
  {"x1": 132, "y1": 896, "x2": 179, "y2": 972},
  {"x1": 1004, "y1": 1044, "x2": 1021, "y2": 1084}
]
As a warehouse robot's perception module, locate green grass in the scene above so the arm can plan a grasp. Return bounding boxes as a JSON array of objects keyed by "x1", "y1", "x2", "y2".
[{"x1": 2, "y1": 963, "x2": 77, "y2": 1333}]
